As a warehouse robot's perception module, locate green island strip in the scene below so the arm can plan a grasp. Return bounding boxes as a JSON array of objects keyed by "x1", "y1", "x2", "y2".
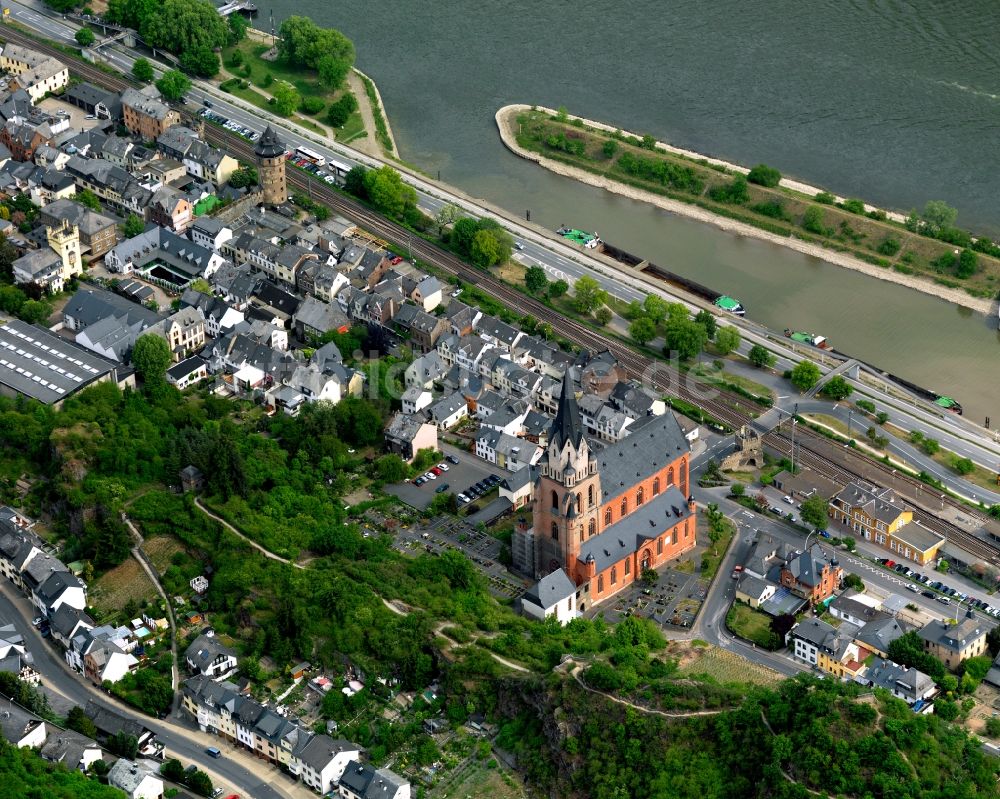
[{"x1": 497, "y1": 105, "x2": 1000, "y2": 314}]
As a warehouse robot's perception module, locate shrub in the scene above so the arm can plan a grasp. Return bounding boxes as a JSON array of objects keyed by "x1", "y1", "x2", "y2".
[
  {"x1": 801, "y1": 206, "x2": 826, "y2": 235},
  {"x1": 301, "y1": 96, "x2": 325, "y2": 115},
  {"x1": 747, "y1": 163, "x2": 781, "y2": 187},
  {"x1": 876, "y1": 237, "x2": 901, "y2": 256},
  {"x1": 839, "y1": 198, "x2": 865, "y2": 214},
  {"x1": 814, "y1": 191, "x2": 835, "y2": 204},
  {"x1": 708, "y1": 175, "x2": 749, "y2": 205},
  {"x1": 750, "y1": 200, "x2": 787, "y2": 220}
]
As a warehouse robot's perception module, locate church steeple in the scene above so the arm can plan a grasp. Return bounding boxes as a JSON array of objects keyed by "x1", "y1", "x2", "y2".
[{"x1": 551, "y1": 372, "x2": 583, "y2": 450}]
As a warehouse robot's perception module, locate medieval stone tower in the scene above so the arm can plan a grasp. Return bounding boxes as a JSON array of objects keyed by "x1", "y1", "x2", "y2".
[
  {"x1": 255, "y1": 125, "x2": 287, "y2": 206},
  {"x1": 46, "y1": 219, "x2": 80, "y2": 281},
  {"x1": 533, "y1": 375, "x2": 601, "y2": 579}
]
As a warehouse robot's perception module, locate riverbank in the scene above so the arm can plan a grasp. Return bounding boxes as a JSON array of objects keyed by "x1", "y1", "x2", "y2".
[{"x1": 496, "y1": 104, "x2": 996, "y2": 316}]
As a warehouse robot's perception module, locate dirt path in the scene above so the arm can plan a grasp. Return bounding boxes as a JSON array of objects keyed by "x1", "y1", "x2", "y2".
[
  {"x1": 193, "y1": 496, "x2": 305, "y2": 570},
  {"x1": 346, "y1": 70, "x2": 387, "y2": 158},
  {"x1": 496, "y1": 104, "x2": 993, "y2": 316},
  {"x1": 569, "y1": 663, "x2": 727, "y2": 718}
]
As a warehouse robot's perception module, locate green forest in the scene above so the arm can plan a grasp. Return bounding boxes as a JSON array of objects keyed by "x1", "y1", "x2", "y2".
[{"x1": 0, "y1": 739, "x2": 121, "y2": 799}]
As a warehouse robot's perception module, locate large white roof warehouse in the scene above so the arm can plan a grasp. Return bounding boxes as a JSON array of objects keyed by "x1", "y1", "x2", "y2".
[{"x1": 0, "y1": 320, "x2": 117, "y2": 405}]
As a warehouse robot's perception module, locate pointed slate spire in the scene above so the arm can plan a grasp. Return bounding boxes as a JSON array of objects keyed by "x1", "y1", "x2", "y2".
[
  {"x1": 551, "y1": 372, "x2": 583, "y2": 449},
  {"x1": 255, "y1": 125, "x2": 284, "y2": 159}
]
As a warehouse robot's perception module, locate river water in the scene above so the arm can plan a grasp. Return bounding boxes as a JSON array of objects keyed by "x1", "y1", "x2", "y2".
[{"x1": 266, "y1": 0, "x2": 1000, "y2": 423}]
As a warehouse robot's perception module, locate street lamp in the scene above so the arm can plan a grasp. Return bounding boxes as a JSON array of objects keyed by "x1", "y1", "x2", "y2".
[{"x1": 847, "y1": 409, "x2": 854, "y2": 443}]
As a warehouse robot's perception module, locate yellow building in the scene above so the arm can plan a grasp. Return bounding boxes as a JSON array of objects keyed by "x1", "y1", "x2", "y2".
[
  {"x1": 918, "y1": 612, "x2": 987, "y2": 671},
  {"x1": 829, "y1": 481, "x2": 944, "y2": 565}
]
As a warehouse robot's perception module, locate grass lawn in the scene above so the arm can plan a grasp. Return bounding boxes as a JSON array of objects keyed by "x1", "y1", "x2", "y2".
[
  {"x1": 220, "y1": 40, "x2": 359, "y2": 142},
  {"x1": 726, "y1": 603, "x2": 782, "y2": 649},
  {"x1": 428, "y1": 758, "x2": 526, "y2": 799},
  {"x1": 692, "y1": 362, "x2": 774, "y2": 402},
  {"x1": 216, "y1": 81, "x2": 327, "y2": 137},
  {"x1": 699, "y1": 517, "x2": 735, "y2": 582},
  {"x1": 90, "y1": 558, "x2": 157, "y2": 619}
]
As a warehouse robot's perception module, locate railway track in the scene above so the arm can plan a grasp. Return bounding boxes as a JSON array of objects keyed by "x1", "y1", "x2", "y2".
[{"x1": 8, "y1": 24, "x2": 996, "y2": 561}]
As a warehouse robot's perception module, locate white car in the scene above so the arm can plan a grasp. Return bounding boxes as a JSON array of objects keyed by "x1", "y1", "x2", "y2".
[
  {"x1": 423, "y1": 471, "x2": 436, "y2": 480},
  {"x1": 437, "y1": 463, "x2": 449, "y2": 472},
  {"x1": 324, "y1": 175, "x2": 337, "y2": 184}
]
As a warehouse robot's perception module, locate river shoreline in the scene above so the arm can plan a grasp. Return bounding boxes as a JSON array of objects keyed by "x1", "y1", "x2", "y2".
[{"x1": 496, "y1": 104, "x2": 994, "y2": 316}]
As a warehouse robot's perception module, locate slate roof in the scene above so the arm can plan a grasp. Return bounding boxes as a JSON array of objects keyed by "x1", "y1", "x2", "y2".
[
  {"x1": 595, "y1": 412, "x2": 689, "y2": 502},
  {"x1": 185, "y1": 633, "x2": 237, "y2": 672},
  {"x1": 254, "y1": 125, "x2": 284, "y2": 158},
  {"x1": 551, "y1": 373, "x2": 583, "y2": 449},
  {"x1": 918, "y1": 615, "x2": 984, "y2": 652},
  {"x1": 783, "y1": 544, "x2": 838, "y2": 588},
  {"x1": 861, "y1": 658, "x2": 935, "y2": 701},
  {"x1": 578, "y1": 486, "x2": 692, "y2": 574},
  {"x1": 167, "y1": 357, "x2": 206, "y2": 382},
  {"x1": 789, "y1": 616, "x2": 838, "y2": 648},
  {"x1": 35, "y1": 569, "x2": 84, "y2": 604},
  {"x1": 523, "y1": 568, "x2": 576, "y2": 609},
  {"x1": 854, "y1": 616, "x2": 908, "y2": 654},
  {"x1": 294, "y1": 296, "x2": 348, "y2": 334},
  {"x1": 834, "y1": 482, "x2": 907, "y2": 524}
]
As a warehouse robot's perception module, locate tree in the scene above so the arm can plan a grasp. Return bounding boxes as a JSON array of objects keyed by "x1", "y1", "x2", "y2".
[
  {"x1": 374, "y1": 454, "x2": 408, "y2": 483},
  {"x1": 594, "y1": 307, "x2": 612, "y2": 326},
  {"x1": 272, "y1": 81, "x2": 301, "y2": 117},
  {"x1": 75, "y1": 27, "x2": 96, "y2": 47},
  {"x1": 747, "y1": 343, "x2": 774, "y2": 369},
  {"x1": 66, "y1": 705, "x2": 98, "y2": 739},
  {"x1": 921, "y1": 199, "x2": 958, "y2": 236},
  {"x1": 887, "y1": 630, "x2": 945, "y2": 681},
  {"x1": 730, "y1": 482, "x2": 745, "y2": 498},
  {"x1": 571, "y1": 275, "x2": 607, "y2": 315},
  {"x1": 629, "y1": 316, "x2": 657, "y2": 345},
  {"x1": 470, "y1": 228, "x2": 510, "y2": 268},
  {"x1": 802, "y1": 206, "x2": 826, "y2": 235},
  {"x1": 122, "y1": 214, "x2": 145, "y2": 239},
  {"x1": 76, "y1": 189, "x2": 102, "y2": 211},
  {"x1": 317, "y1": 54, "x2": 351, "y2": 89},
  {"x1": 140, "y1": 0, "x2": 229, "y2": 55},
  {"x1": 799, "y1": 495, "x2": 829, "y2": 529},
  {"x1": 228, "y1": 166, "x2": 258, "y2": 189},
  {"x1": 326, "y1": 92, "x2": 358, "y2": 127},
  {"x1": 185, "y1": 770, "x2": 213, "y2": 797},
  {"x1": 953, "y1": 456, "x2": 975, "y2": 476},
  {"x1": 714, "y1": 326, "x2": 741, "y2": 356},
  {"x1": 160, "y1": 758, "x2": 185, "y2": 782},
  {"x1": 820, "y1": 375, "x2": 852, "y2": 400},
  {"x1": 132, "y1": 58, "x2": 154, "y2": 83},
  {"x1": 548, "y1": 279, "x2": 568, "y2": 299},
  {"x1": 278, "y1": 16, "x2": 354, "y2": 70},
  {"x1": 843, "y1": 573, "x2": 864, "y2": 592},
  {"x1": 132, "y1": 334, "x2": 171, "y2": 390},
  {"x1": 602, "y1": 139, "x2": 618, "y2": 159},
  {"x1": 663, "y1": 318, "x2": 707, "y2": 361},
  {"x1": 789, "y1": 360, "x2": 821, "y2": 392},
  {"x1": 643, "y1": 294, "x2": 668, "y2": 324},
  {"x1": 524, "y1": 265, "x2": 547, "y2": 295},
  {"x1": 747, "y1": 163, "x2": 781, "y2": 187},
  {"x1": 693, "y1": 309, "x2": 716, "y2": 339},
  {"x1": 363, "y1": 166, "x2": 417, "y2": 219},
  {"x1": 344, "y1": 165, "x2": 368, "y2": 199},
  {"x1": 227, "y1": 10, "x2": 247, "y2": 44},
  {"x1": 179, "y1": 44, "x2": 220, "y2": 78},
  {"x1": 155, "y1": 70, "x2": 192, "y2": 102},
  {"x1": 956, "y1": 248, "x2": 978, "y2": 278},
  {"x1": 106, "y1": 731, "x2": 139, "y2": 759}
]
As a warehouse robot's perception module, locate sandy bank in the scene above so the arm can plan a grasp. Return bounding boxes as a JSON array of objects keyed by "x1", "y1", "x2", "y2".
[{"x1": 496, "y1": 104, "x2": 993, "y2": 316}]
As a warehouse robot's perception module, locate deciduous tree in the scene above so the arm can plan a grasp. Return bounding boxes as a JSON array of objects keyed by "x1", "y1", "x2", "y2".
[
  {"x1": 131, "y1": 57, "x2": 154, "y2": 83},
  {"x1": 524, "y1": 265, "x2": 547, "y2": 295},
  {"x1": 271, "y1": 81, "x2": 301, "y2": 117},
  {"x1": 155, "y1": 70, "x2": 191, "y2": 101},
  {"x1": 820, "y1": 375, "x2": 852, "y2": 400},
  {"x1": 571, "y1": 275, "x2": 607, "y2": 315},
  {"x1": 122, "y1": 214, "x2": 145, "y2": 238},
  {"x1": 789, "y1": 360, "x2": 821, "y2": 392},
  {"x1": 75, "y1": 28, "x2": 96, "y2": 47},
  {"x1": 663, "y1": 318, "x2": 707, "y2": 361},
  {"x1": 132, "y1": 334, "x2": 171, "y2": 391},
  {"x1": 629, "y1": 316, "x2": 657, "y2": 345},
  {"x1": 714, "y1": 325, "x2": 741, "y2": 356},
  {"x1": 748, "y1": 343, "x2": 774, "y2": 368}
]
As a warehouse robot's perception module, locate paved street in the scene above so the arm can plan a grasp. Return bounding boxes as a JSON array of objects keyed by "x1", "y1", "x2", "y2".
[{"x1": 0, "y1": 583, "x2": 315, "y2": 799}]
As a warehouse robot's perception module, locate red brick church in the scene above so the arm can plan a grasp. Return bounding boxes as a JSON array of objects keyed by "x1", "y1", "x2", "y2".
[{"x1": 522, "y1": 376, "x2": 697, "y2": 613}]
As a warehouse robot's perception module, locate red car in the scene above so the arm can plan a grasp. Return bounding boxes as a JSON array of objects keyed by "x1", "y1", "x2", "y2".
[
  {"x1": 430, "y1": 467, "x2": 443, "y2": 476},
  {"x1": 884, "y1": 560, "x2": 895, "y2": 568},
  {"x1": 390, "y1": 256, "x2": 403, "y2": 265}
]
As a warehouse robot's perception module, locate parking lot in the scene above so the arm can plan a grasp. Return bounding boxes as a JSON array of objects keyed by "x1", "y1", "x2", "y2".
[
  {"x1": 385, "y1": 443, "x2": 504, "y2": 512},
  {"x1": 588, "y1": 568, "x2": 710, "y2": 629}
]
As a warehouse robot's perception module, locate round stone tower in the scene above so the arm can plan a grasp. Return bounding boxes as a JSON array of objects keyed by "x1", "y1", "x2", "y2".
[{"x1": 254, "y1": 125, "x2": 286, "y2": 206}]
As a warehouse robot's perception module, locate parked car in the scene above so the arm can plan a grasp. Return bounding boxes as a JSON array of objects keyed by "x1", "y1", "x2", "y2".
[
  {"x1": 390, "y1": 256, "x2": 403, "y2": 265},
  {"x1": 782, "y1": 495, "x2": 795, "y2": 505},
  {"x1": 876, "y1": 557, "x2": 888, "y2": 565},
  {"x1": 424, "y1": 471, "x2": 436, "y2": 480},
  {"x1": 731, "y1": 565, "x2": 744, "y2": 580},
  {"x1": 414, "y1": 477, "x2": 425, "y2": 486},
  {"x1": 435, "y1": 484, "x2": 449, "y2": 494},
  {"x1": 430, "y1": 467, "x2": 443, "y2": 476},
  {"x1": 451, "y1": 288, "x2": 463, "y2": 297},
  {"x1": 457, "y1": 494, "x2": 469, "y2": 504},
  {"x1": 515, "y1": 241, "x2": 525, "y2": 250},
  {"x1": 936, "y1": 596, "x2": 951, "y2": 605},
  {"x1": 922, "y1": 590, "x2": 936, "y2": 599},
  {"x1": 885, "y1": 560, "x2": 896, "y2": 568},
  {"x1": 446, "y1": 455, "x2": 460, "y2": 464},
  {"x1": 437, "y1": 462, "x2": 449, "y2": 471},
  {"x1": 31, "y1": 617, "x2": 43, "y2": 627},
  {"x1": 905, "y1": 584, "x2": 919, "y2": 593}
]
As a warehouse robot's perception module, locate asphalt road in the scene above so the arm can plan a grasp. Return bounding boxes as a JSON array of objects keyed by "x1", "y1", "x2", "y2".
[{"x1": 0, "y1": 582, "x2": 302, "y2": 799}]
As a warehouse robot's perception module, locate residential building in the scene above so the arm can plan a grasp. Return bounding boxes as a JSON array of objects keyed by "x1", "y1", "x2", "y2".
[
  {"x1": 121, "y1": 86, "x2": 181, "y2": 140},
  {"x1": 828, "y1": 591, "x2": 888, "y2": 627},
  {"x1": 500, "y1": 469, "x2": 536, "y2": 511},
  {"x1": 39, "y1": 198, "x2": 119, "y2": 258},
  {"x1": 189, "y1": 216, "x2": 233, "y2": 251},
  {"x1": 147, "y1": 185, "x2": 193, "y2": 233},
  {"x1": 787, "y1": 617, "x2": 866, "y2": 679},
  {"x1": 185, "y1": 633, "x2": 238, "y2": 680},
  {"x1": 520, "y1": 568, "x2": 579, "y2": 624},
  {"x1": 105, "y1": 225, "x2": 224, "y2": 283},
  {"x1": 857, "y1": 658, "x2": 937, "y2": 707},
  {"x1": 0, "y1": 45, "x2": 69, "y2": 102},
  {"x1": 166, "y1": 357, "x2": 208, "y2": 390},
  {"x1": 735, "y1": 574, "x2": 776, "y2": 608},
  {"x1": 338, "y1": 760, "x2": 410, "y2": 799},
  {"x1": 918, "y1": 611, "x2": 986, "y2": 671},
  {"x1": 149, "y1": 306, "x2": 206, "y2": 361},
  {"x1": 384, "y1": 413, "x2": 438, "y2": 462},
  {"x1": 830, "y1": 481, "x2": 946, "y2": 565},
  {"x1": 853, "y1": 616, "x2": 910, "y2": 660},
  {"x1": 293, "y1": 296, "x2": 350, "y2": 340},
  {"x1": 32, "y1": 569, "x2": 86, "y2": 617},
  {"x1": 516, "y1": 375, "x2": 695, "y2": 611},
  {"x1": 287, "y1": 735, "x2": 361, "y2": 795},
  {"x1": 475, "y1": 429, "x2": 541, "y2": 472},
  {"x1": 427, "y1": 392, "x2": 468, "y2": 429},
  {"x1": 108, "y1": 758, "x2": 164, "y2": 799},
  {"x1": 39, "y1": 728, "x2": 102, "y2": 772},
  {"x1": 779, "y1": 544, "x2": 843, "y2": 605},
  {"x1": 0, "y1": 701, "x2": 48, "y2": 748},
  {"x1": 401, "y1": 387, "x2": 432, "y2": 416},
  {"x1": 65, "y1": 155, "x2": 151, "y2": 214},
  {"x1": 405, "y1": 351, "x2": 447, "y2": 389},
  {"x1": 0, "y1": 320, "x2": 117, "y2": 406},
  {"x1": 12, "y1": 219, "x2": 80, "y2": 292}
]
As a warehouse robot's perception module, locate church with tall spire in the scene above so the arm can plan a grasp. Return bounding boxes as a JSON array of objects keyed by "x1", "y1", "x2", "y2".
[{"x1": 519, "y1": 372, "x2": 696, "y2": 617}]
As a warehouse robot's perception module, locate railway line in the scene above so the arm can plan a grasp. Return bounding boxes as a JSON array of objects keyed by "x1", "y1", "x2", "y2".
[{"x1": 6, "y1": 24, "x2": 997, "y2": 563}]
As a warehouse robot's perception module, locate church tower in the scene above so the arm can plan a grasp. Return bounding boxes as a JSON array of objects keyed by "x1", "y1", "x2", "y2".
[
  {"x1": 254, "y1": 125, "x2": 287, "y2": 206},
  {"x1": 46, "y1": 219, "x2": 80, "y2": 282},
  {"x1": 533, "y1": 374, "x2": 601, "y2": 580}
]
